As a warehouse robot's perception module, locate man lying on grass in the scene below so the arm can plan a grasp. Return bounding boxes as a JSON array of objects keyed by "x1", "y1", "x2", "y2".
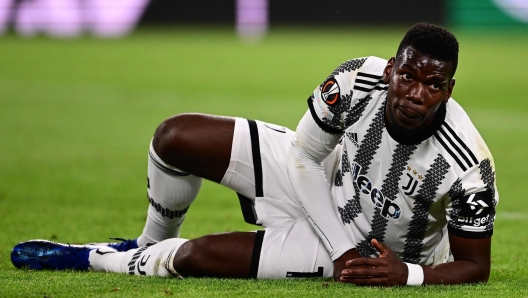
[{"x1": 12, "y1": 22, "x2": 498, "y2": 286}]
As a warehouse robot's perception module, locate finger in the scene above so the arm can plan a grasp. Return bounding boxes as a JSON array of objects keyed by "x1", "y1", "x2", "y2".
[
  {"x1": 371, "y1": 238, "x2": 389, "y2": 257},
  {"x1": 346, "y1": 257, "x2": 386, "y2": 267},
  {"x1": 340, "y1": 276, "x2": 391, "y2": 286},
  {"x1": 341, "y1": 267, "x2": 387, "y2": 278}
]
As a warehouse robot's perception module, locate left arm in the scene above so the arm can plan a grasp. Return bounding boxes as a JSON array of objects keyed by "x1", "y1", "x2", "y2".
[
  {"x1": 287, "y1": 111, "x2": 357, "y2": 261},
  {"x1": 423, "y1": 233, "x2": 490, "y2": 284},
  {"x1": 340, "y1": 147, "x2": 498, "y2": 285}
]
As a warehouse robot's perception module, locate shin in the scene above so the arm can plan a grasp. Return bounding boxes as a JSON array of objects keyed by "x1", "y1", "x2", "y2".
[{"x1": 137, "y1": 141, "x2": 202, "y2": 247}]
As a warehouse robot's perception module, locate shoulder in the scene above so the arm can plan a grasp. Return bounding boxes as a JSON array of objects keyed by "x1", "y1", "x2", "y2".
[
  {"x1": 360, "y1": 56, "x2": 388, "y2": 73},
  {"x1": 329, "y1": 56, "x2": 387, "y2": 79},
  {"x1": 327, "y1": 56, "x2": 389, "y2": 102},
  {"x1": 431, "y1": 98, "x2": 497, "y2": 194},
  {"x1": 330, "y1": 57, "x2": 388, "y2": 97},
  {"x1": 441, "y1": 99, "x2": 494, "y2": 166},
  {"x1": 307, "y1": 56, "x2": 389, "y2": 133}
]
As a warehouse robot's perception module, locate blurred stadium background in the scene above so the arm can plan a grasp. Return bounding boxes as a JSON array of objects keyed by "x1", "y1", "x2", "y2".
[
  {"x1": 0, "y1": 0, "x2": 527, "y2": 38},
  {"x1": 1, "y1": 0, "x2": 527, "y2": 296}
]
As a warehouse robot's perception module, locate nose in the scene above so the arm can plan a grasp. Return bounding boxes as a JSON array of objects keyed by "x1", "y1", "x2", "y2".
[{"x1": 406, "y1": 82, "x2": 425, "y2": 105}]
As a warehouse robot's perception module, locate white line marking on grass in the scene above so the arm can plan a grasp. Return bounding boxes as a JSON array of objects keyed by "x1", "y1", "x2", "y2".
[
  {"x1": 466, "y1": 108, "x2": 528, "y2": 132},
  {"x1": 497, "y1": 212, "x2": 528, "y2": 221}
]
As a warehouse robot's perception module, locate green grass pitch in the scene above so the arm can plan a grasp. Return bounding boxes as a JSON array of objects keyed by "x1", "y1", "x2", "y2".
[{"x1": 0, "y1": 26, "x2": 527, "y2": 297}]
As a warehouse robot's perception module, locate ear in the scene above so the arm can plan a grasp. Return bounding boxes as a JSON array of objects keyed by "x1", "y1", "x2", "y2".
[
  {"x1": 382, "y1": 57, "x2": 395, "y2": 83},
  {"x1": 443, "y1": 78, "x2": 456, "y2": 104}
]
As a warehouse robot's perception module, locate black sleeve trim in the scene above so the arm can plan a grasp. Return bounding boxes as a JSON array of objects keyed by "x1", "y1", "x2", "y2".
[
  {"x1": 448, "y1": 226, "x2": 493, "y2": 239},
  {"x1": 307, "y1": 97, "x2": 343, "y2": 135}
]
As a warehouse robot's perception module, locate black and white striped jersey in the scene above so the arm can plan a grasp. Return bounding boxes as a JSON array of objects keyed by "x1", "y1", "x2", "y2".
[{"x1": 308, "y1": 56, "x2": 498, "y2": 265}]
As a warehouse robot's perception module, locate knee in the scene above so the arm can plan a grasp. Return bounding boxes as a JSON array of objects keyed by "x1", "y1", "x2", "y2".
[
  {"x1": 152, "y1": 113, "x2": 199, "y2": 162},
  {"x1": 172, "y1": 239, "x2": 208, "y2": 277}
]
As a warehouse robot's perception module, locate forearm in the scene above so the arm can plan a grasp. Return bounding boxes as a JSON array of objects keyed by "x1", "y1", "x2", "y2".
[
  {"x1": 422, "y1": 260, "x2": 490, "y2": 285},
  {"x1": 420, "y1": 234, "x2": 492, "y2": 285}
]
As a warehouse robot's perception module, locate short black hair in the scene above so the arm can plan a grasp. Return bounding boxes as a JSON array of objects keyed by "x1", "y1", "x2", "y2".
[{"x1": 396, "y1": 22, "x2": 459, "y2": 76}]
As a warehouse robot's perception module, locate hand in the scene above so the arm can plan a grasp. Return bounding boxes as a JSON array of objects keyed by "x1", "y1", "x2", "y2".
[
  {"x1": 333, "y1": 249, "x2": 362, "y2": 281},
  {"x1": 339, "y1": 239, "x2": 409, "y2": 286}
]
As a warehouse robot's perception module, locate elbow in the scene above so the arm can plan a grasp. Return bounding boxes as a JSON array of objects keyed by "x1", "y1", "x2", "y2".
[
  {"x1": 477, "y1": 259, "x2": 491, "y2": 284},
  {"x1": 469, "y1": 263, "x2": 490, "y2": 284},
  {"x1": 477, "y1": 268, "x2": 490, "y2": 284}
]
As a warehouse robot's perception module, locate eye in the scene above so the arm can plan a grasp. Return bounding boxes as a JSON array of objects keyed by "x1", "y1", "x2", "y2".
[
  {"x1": 431, "y1": 83, "x2": 442, "y2": 90},
  {"x1": 402, "y1": 73, "x2": 412, "y2": 81}
]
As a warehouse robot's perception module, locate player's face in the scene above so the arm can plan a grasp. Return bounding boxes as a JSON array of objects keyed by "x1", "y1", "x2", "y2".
[{"x1": 383, "y1": 47, "x2": 455, "y2": 135}]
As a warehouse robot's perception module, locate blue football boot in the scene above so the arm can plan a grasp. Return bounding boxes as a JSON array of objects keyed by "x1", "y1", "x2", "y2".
[{"x1": 11, "y1": 240, "x2": 108, "y2": 270}]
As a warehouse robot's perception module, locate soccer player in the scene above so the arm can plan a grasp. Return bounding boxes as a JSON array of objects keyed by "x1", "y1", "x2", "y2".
[{"x1": 12, "y1": 23, "x2": 498, "y2": 286}]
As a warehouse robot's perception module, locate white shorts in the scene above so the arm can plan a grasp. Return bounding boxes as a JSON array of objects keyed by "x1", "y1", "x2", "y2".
[{"x1": 220, "y1": 118, "x2": 339, "y2": 279}]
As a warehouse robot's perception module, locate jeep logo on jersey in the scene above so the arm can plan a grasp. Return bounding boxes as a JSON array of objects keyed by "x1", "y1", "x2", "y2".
[
  {"x1": 321, "y1": 78, "x2": 340, "y2": 105},
  {"x1": 352, "y1": 162, "x2": 401, "y2": 219}
]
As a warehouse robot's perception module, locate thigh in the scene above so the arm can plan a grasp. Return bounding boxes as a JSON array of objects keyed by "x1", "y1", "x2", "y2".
[{"x1": 257, "y1": 219, "x2": 334, "y2": 279}]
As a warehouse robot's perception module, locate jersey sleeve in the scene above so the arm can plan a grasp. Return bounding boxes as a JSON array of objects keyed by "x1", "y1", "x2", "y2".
[
  {"x1": 287, "y1": 111, "x2": 356, "y2": 260},
  {"x1": 287, "y1": 57, "x2": 386, "y2": 260},
  {"x1": 307, "y1": 57, "x2": 368, "y2": 134},
  {"x1": 446, "y1": 158, "x2": 498, "y2": 239},
  {"x1": 438, "y1": 101, "x2": 499, "y2": 239}
]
